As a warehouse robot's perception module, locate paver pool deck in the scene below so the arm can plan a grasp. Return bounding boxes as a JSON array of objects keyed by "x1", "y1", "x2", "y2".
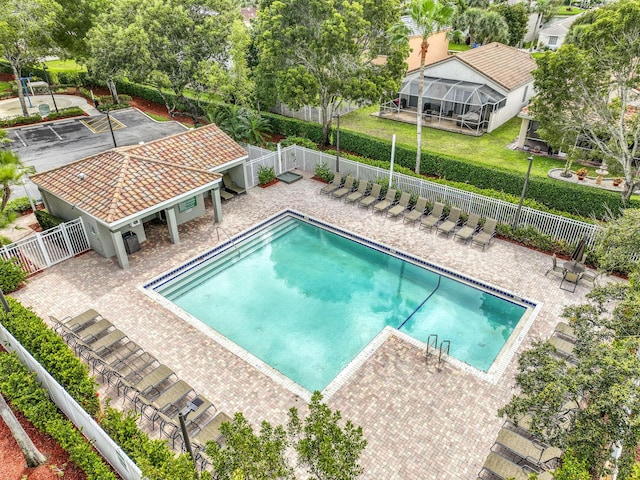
[{"x1": 11, "y1": 172, "x2": 603, "y2": 479}]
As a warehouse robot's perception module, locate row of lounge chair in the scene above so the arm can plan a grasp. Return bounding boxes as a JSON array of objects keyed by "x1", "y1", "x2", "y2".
[
  {"x1": 52, "y1": 309, "x2": 230, "y2": 469},
  {"x1": 478, "y1": 322, "x2": 579, "y2": 479},
  {"x1": 320, "y1": 173, "x2": 498, "y2": 250}
]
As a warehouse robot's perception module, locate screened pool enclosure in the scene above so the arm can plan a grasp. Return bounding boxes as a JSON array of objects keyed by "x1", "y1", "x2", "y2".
[{"x1": 380, "y1": 76, "x2": 507, "y2": 135}]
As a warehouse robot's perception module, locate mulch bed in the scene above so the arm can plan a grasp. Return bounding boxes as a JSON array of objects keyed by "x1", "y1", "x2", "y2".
[{"x1": 0, "y1": 347, "x2": 87, "y2": 480}]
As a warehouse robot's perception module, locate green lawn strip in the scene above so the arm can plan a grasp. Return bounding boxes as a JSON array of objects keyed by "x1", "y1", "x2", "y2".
[
  {"x1": 447, "y1": 43, "x2": 471, "y2": 52},
  {"x1": 43, "y1": 59, "x2": 87, "y2": 73},
  {"x1": 146, "y1": 113, "x2": 170, "y2": 122},
  {"x1": 0, "y1": 81, "x2": 11, "y2": 92},
  {"x1": 338, "y1": 105, "x2": 566, "y2": 177}
]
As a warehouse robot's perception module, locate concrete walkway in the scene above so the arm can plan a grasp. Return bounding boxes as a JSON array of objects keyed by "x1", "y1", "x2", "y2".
[
  {"x1": 10, "y1": 173, "x2": 617, "y2": 479},
  {"x1": 0, "y1": 94, "x2": 100, "y2": 119}
]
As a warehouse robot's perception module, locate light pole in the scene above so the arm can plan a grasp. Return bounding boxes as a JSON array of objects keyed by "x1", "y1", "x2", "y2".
[
  {"x1": 41, "y1": 64, "x2": 58, "y2": 113},
  {"x1": 179, "y1": 397, "x2": 204, "y2": 472},
  {"x1": 513, "y1": 156, "x2": 533, "y2": 229},
  {"x1": 333, "y1": 113, "x2": 340, "y2": 173},
  {"x1": 93, "y1": 97, "x2": 117, "y2": 148}
]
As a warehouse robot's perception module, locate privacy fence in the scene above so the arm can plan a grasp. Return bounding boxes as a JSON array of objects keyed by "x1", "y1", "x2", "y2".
[
  {"x1": 0, "y1": 218, "x2": 90, "y2": 276},
  {"x1": 246, "y1": 145, "x2": 601, "y2": 247}
]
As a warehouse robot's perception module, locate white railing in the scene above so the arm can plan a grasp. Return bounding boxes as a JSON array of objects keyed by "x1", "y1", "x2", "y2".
[
  {"x1": 246, "y1": 145, "x2": 601, "y2": 246},
  {"x1": 0, "y1": 218, "x2": 91, "y2": 276},
  {"x1": 0, "y1": 324, "x2": 142, "y2": 480}
]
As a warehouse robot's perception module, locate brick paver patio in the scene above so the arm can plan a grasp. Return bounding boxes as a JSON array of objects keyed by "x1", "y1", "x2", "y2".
[{"x1": 12, "y1": 172, "x2": 602, "y2": 479}]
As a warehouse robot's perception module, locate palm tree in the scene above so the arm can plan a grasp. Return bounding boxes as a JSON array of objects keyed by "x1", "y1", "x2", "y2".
[
  {"x1": 458, "y1": 8, "x2": 484, "y2": 46},
  {"x1": 0, "y1": 150, "x2": 32, "y2": 213},
  {"x1": 475, "y1": 11, "x2": 509, "y2": 44},
  {"x1": 405, "y1": 0, "x2": 455, "y2": 174}
]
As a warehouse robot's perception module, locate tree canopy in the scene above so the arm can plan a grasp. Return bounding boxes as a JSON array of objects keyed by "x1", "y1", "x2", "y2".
[
  {"x1": 0, "y1": 0, "x2": 61, "y2": 116},
  {"x1": 492, "y1": 2, "x2": 528, "y2": 47},
  {"x1": 254, "y1": 0, "x2": 409, "y2": 145},
  {"x1": 530, "y1": 0, "x2": 640, "y2": 202},
  {"x1": 87, "y1": 0, "x2": 243, "y2": 121},
  {"x1": 499, "y1": 269, "x2": 640, "y2": 478}
]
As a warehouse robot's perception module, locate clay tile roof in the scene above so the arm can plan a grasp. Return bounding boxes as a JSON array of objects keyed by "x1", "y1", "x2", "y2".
[
  {"x1": 454, "y1": 42, "x2": 537, "y2": 91},
  {"x1": 31, "y1": 124, "x2": 247, "y2": 225}
]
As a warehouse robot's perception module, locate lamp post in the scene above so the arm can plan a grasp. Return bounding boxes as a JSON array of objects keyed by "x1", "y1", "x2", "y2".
[
  {"x1": 93, "y1": 97, "x2": 117, "y2": 148},
  {"x1": 179, "y1": 397, "x2": 204, "y2": 472},
  {"x1": 41, "y1": 64, "x2": 58, "y2": 113},
  {"x1": 513, "y1": 156, "x2": 533, "y2": 229},
  {"x1": 333, "y1": 113, "x2": 340, "y2": 173}
]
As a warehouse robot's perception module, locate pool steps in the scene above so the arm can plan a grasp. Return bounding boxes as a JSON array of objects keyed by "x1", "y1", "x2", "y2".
[{"x1": 159, "y1": 217, "x2": 300, "y2": 299}]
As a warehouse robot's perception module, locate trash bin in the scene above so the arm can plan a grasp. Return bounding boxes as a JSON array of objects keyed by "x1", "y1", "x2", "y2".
[
  {"x1": 38, "y1": 104, "x2": 51, "y2": 117},
  {"x1": 122, "y1": 231, "x2": 140, "y2": 254}
]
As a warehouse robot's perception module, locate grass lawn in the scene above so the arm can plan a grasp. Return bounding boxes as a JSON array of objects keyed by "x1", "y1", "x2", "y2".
[
  {"x1": 448, "y1": 43, "x2": 471, "y2": 52},
  {"x1": 44, "y1": 59, "x2": 87, "y2": 72},
  {"x1": 146, "y1": 113, "x2": 171, "y2": 122},
  {"x1": 0, "y1": 81, "x2": 11, "y2": 92},
  {"x1": 339, "y1": 105, "x2": 567, "y2": 178},
  {"x1": 554, "y1": 6, "x2": 585, "y2": 15}
]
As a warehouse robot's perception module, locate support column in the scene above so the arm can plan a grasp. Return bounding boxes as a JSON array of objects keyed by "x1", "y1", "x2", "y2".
[
  {"x1": 165, "y1": 207, "x2": 179, "y2": 244},
  {"x1": 110, "y1": 230, "x2": 129, "y2": 269},
  {"x1": 210, "y1": 187, "x2": 223, "y2": 223},
  {"x1": 517, "y1": 117, "x2": 530, "y2": 149}
]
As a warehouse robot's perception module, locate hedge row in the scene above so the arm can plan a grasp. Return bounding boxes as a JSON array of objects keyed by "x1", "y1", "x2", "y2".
[
  {"x1": 0, "y1": 114, "x2": 42, "y2": 128},
  {"x1": 337, "y1": 129, "x2": 639, "y2": 219},
  {"x1": 1, "y1": 298, "x2": 100, "y2": 415},
  {"x1": 101, "y1": 406, "x2": 207, "y2": 480},
  {"x1": 0, "y1": 352, "x2": 116, "y2": 480},
  {"x1": 259, "y1": 112, "x2": 636, "y2": 219}
]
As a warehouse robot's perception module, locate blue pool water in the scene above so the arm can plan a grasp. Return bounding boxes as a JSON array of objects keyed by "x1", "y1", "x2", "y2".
[{"x1": 150, "y1": 214, "x2": 526, "y2": 392}]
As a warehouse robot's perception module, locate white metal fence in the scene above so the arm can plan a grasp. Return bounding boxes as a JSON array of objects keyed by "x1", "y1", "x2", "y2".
[
  {"x1": 0, "y1": 324, "x2": 142, "y2": 480},
  {"x1": 246, "y1": 145, "x2": 601, "y2": 247},
  {"x1": 0, "y1": 218, "x2": 91, "y2": 276}
]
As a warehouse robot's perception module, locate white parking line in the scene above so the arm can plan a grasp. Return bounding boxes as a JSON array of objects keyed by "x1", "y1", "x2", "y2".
[
  {"x1": 48, "y1": 125, "x2": 63, "y2": 140},
  {"x1": 13, "y1": 131, "x2": 27, "y2": 147}
]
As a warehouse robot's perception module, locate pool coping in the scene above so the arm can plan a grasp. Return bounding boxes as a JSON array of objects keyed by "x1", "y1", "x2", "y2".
[{"x1": 142, "y1": 209, "x2": 541, "y2": 400}]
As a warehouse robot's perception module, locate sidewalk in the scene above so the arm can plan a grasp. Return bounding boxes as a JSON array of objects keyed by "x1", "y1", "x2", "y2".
[{"x1": 0, "y1": 94, "x2": 100, "y2": 119}]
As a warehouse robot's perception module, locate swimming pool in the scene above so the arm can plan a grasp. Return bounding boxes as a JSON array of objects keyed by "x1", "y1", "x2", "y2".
[{"x1": 146, "y1": 211, "x2": 534, "y2": 394}]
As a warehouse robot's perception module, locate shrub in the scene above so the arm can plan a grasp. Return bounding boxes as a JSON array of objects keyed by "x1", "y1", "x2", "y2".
[
  {"x1": 261, "y1": 112, "x2": 324, "y2": 144},
  {"x1": 4, "y1": 196, "x2": 33, "y2": 215},
  {"x1": 314, "y1": 161, "x2": 334, "y2": 182},
  {"x1": 1, "y1": 298, "x2": 100, "y2": 415},
  {"x1": 100, "y1": 405, "x2": 207, "y2": 480},
  {"x1": 0, "y1": 353, "x2": 114, "y2": 479},
  {"x1": 258, "y1": 165, "x2": 276, "y2": 185},
  {"x1": 35, "y1": 209, "x2": 63, "y2": 230},
  {"x1": 0, "y1": 114, "x2": 42, "y2": 128},
  {"x1": 46, "y1": 107, "x2": 85, "y2": 120},
  {"x1": 0, "y1": 258, "x2": 27, "y2": 292},
  {"x1": 281, "y1": 136, "x2": 317, "y2": 149}
]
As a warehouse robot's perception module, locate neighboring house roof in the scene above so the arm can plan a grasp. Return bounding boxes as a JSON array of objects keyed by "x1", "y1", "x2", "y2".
[
  {"x1": 434, "y1": 42, "x2": 536, "y2": 91},
  {"x1": 539, "y1": 14, "x2": 582, "y2": 37},
  {"x1": 31, "y1": 124, "x2": 247, "y2": 225}
]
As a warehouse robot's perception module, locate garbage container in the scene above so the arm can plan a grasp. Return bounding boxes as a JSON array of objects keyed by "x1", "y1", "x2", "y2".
[
  {"x1": 38, "y1": 104, "x2": 51, "y2": 117},
  {"x1": 122, "y1": 231, "x2": 140, "y2": 254}
]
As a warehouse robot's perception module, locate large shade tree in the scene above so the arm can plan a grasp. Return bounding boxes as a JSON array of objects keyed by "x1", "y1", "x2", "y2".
[
  {"x1": 52, "y1": 0, "x2": 108, "y2": 59},
  {"x1": 87, "y1": 0, "x2": 242, "y2": 122},
  {"x1": 530, "y1": 0, "x2": 640, "y2": 202},
  {"x1": 254, "y1": 0, "x2": 409, "y2": 146},
  {"x1": 0, "y1": 0, "x2": 61, "y2": 116},
  {"x1": 402, "y1": 0, "x2": 455, "y2": 173},
  {"x1": 492, "y1": 2, "x2": 529, "y2": 47}
]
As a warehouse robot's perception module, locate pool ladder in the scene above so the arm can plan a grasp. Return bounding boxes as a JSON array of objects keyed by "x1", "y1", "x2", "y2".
[
  {"x1": 425, "y1": 334, "x2": 450, "y2": 368},
  {"x1": 215, "y1": 226, "x2": 241, "y2": 258}
]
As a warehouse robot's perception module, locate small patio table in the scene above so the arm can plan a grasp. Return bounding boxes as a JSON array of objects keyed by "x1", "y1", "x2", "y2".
[{"x1": 563, "y1": 261, "x2": 585, "y2": 274}]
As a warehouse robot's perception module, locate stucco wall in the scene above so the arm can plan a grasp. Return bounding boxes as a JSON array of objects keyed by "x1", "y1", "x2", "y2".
[
  {"x1": 174, "y1": 193, "x2": 206, "y2": 225},
  {"x1": 487, "y1": 83, "x2": 533, "y2": 133},
  {"x1": 406, "y1": 30, "x2": 451, "y2": 72}
]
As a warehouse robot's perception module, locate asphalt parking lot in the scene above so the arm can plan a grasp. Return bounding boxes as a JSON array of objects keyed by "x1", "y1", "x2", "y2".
[{"x1": 6, "y1": 108, "x2": 189, "y2": 201}]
